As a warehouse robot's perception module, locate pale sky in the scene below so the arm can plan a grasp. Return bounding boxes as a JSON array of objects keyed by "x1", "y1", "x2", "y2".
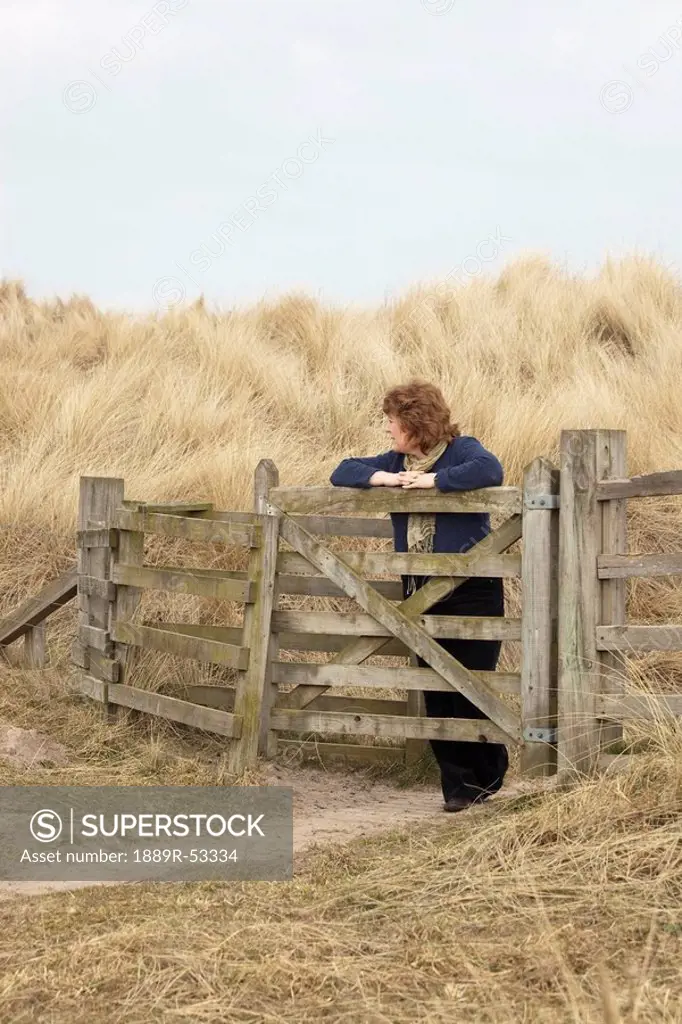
[{"x1": 2, "y1": 0, "x2": 681, "y2": 312}]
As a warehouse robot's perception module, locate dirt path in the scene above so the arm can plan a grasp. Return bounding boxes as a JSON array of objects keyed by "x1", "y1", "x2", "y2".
[{"x1": 0, "y1": 764, "x2": 544, "y2": 900}]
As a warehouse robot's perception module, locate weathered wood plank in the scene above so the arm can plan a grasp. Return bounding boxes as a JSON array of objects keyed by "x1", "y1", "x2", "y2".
[
  {"x1": 270, "y1": 485, "x2": 522, "y2": 516},
  {"x1": 71, "y1": 640, "x2": 89, "y2": 670},
  {"x1": 70, "y1": 674, "x2": 108, "y2": 702},
  {"x1": 520, "y1": 457, "x2": 559, "y2": 776},
  {"x1": 286, "y1": 514, "x2": 524, "y2": 710},
  {"x1": 277, "y1": 739, "x2": 402, "y2": 765},
  {"x1": 597, "y1": 552, "x2": 682, "y2": 578},
  {"x1": 72, "y1": 638, "x2": 123, "y2": 683},
  {"x1": 277, "y1": 550, "x2": 522, "y2": 578},
  {"x1": 596, "y1": 624, "x2": 682, "y2": 652},
  {"x1": 596, "y1": 693, "x2": 682, "y2": 721},
  {"x1": 125, "y1": 501, "x2": 214, "y2": 515},
  {"x1": 276, "y1": 573, "x2": 403, "y2": 600},
  {"x1": 182, "y1": 684, "x2": 409, "y2": 717},
  {"x1": 78, "y1": 624, "x2": 113, "y2": 655},
  {"x1": 77, "y1": 528, "x2": 119, "y2": 549},
  {"x1": 271, "y1": 609, "x2": 521, "y2": 640},
  {"x1": 107, "y1": 684, "x2": 242, "y2": 737},
  {"x1": 278, "y1": 514, "x2": 521, "y2": 741},
  {"x1": 24, "y1": 625, "x2": 46, "y2": 668},
  {"x1": 287, "y1": 515, "x2": 393, "y2": 538},
  {"x1": 77, "y1": 477, "x2": 125, "y2": 713},
  {"x1": 112, "y1": 509, "x2": 258, "y2": 548},
  {"x1": 147, "y1": 622, "x2": 244, "y2": 644},
  {"x1": 597, "y1": 431, "x2": 628, "y2": 749},
  {"x1": 597, "y1": 470, "x2": 682, "y2": 501},
  {"x1": 111, "y1": 564, "x2": 253, "y2": 603},
  {"x1": 151, "y1": 622, "x2": 465, "y2": 657},
  {"x1": 0, "y1": 568, "x2": 77, "y2": 646},
  {"x1": 205, "y1": 511, "x2": 393, "y2": 539},
  {"x1": 88, "y1": 649, "x2": 120, "y2": 683},
  {"x1": 111, "y1": 525, "x2": 145, "y2": 686},
  {"x1": 557, "y1": 431, "x2": 602, "y2": 779},
  {"x1": 281, "y1": 633, "x2": 411, "y2": 654},
  {"x1": 78, "y1": 575, "x2": 117, "y2": 601},
  {"x1": 273, "y1": 661, "x2": 521, "y2": 694},
  {"x1": 271, "y1": 708, "x2": 510, "y2": 743},
  {"x1": 228, "y1": 460, "x2": 281, "y2": 772},
  {"x1": 111, "y1": 621, "x2": 250, "y2": 669}
]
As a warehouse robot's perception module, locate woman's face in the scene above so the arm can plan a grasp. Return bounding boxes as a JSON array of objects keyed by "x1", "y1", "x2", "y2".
[{"x1": 385, "y1": 414, "x2": 420, "y2": 455}]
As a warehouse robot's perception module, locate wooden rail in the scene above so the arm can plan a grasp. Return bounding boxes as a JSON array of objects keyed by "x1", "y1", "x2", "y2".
[
  {"x1": 598, "y1": 553, "x2": 682, "y2": 578},
  {"x1": 0, "y1": 568, "x2": 77, "y2": 647},
  {"x1": 270, "y1": 484, "x2": 523, "y2": 515},
  {"x1": 597, "y1": 470, "x2": 682, "y2": 501},
  {"x1": 276, "y1": 551, "x2": 522, "y2": 578}
]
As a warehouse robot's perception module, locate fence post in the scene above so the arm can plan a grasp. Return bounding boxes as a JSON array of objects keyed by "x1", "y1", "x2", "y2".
[
  {"x1": 110, "y1": 509, "x2": 145, "y2": 688},
  {"x1": 557, "y1": 431, "x2": 603, "y2": 780},
  {"x1": 597, "y1": 431, "x2": 628, "y2": 751},
  {"x1": 227, "y1": 460, "x2": 280, "y2": 774},
  {"x1": 74, "y1": 477, "x2": 125, "y2": 713},
  {"x1": 520, "y1": 457, "x2": 559, "y2": 776},
  {"x1": 24, "y1": 625, "x2": 46, "y2": 668}
]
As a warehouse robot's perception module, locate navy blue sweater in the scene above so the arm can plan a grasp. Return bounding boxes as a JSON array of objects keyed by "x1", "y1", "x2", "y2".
[{"x1": 329, "y1": 435, "x2": 503, "y2": 555}]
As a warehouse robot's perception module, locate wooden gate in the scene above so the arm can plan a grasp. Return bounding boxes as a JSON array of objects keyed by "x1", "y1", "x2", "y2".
[{"x1": 244, "y1": 456, "x2": 560, "y2": 776}]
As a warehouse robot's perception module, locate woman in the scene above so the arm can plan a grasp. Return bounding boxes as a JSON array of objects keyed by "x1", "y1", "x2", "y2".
[{"x1": 330, "y1": 380, "x2": 508, "y2": 812}]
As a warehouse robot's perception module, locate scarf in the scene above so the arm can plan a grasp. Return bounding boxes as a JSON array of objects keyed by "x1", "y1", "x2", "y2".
[{"x1": 403, "y1": 439, "x2": 449, "y2": 595}]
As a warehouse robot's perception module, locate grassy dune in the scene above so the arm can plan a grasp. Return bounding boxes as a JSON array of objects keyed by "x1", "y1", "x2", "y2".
[{"x1": 1, "y1": 256, "x2": 682, "y2": 1021}]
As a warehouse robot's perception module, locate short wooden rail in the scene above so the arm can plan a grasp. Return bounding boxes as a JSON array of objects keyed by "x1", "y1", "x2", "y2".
[
  {"x1": 111, "y1": 564, "x2": 253, "y2": 602},
  {"x1": 276, "y1": 551, "x2": 522, "y2": 578},
  {"x1": 270, "y1": 484, "x2": 523, "y2": 516},
  {"x1": 0, "y1": 567, "x2": 77, "y2": 668},
  {"x1": 597, "y1": 470, "x2": 682, "y2": 501},
  {"x1": 270, "y1": 708, "x2": 511, "y2": 744}
]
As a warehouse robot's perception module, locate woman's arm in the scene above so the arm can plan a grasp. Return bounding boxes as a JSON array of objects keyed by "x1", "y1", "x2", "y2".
[
  {"x1": 330, "y1": 452, "x2": 398, "y2": 488},
  {"x1": 434, "y1": 437, "x2": 504, "y2": 492}
]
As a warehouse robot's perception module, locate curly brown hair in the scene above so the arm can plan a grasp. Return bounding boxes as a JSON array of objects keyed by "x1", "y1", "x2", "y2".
[{"x1": 382, "y1": 380, "x2": 461, "y2": 452}]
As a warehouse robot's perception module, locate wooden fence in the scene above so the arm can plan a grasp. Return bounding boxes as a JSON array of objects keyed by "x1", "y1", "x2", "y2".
[{"x1": 2, "y1": 429, "x2": 682, "y2": 780}]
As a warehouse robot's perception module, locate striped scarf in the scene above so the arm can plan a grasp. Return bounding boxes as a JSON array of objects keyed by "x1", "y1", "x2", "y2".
[{"x1": 403, "y1": 439, "x2": 448, "y2": 595}]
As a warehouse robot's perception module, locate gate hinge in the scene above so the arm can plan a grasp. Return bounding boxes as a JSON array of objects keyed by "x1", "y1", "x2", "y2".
[
  {"x1": 523, "y1": 726, "x2": 558, "y2": 744},
  {"x1": 523, "y1": 494, "x2": 560, "y2": 510}
]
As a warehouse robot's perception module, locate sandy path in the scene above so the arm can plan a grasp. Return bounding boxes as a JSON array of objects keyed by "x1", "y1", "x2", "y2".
[{"x1": 0, "y1": 764, "x2": 541, "y2": 900}]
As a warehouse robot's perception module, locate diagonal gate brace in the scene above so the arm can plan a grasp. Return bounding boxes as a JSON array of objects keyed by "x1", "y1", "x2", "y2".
[
  {"x1": 276, "y1": 513, "x2": 522, "y2": 742},
  {"x1": 281, "y1": 513, "x2": 522, "y2": 712}
]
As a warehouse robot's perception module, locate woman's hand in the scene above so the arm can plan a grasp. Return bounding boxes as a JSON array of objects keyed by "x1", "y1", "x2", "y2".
[
  {"x1": 398, "y1": 471, "x2": 437, "y2": 489},
  {"x1": 369, "y1": 471, "x2": 403, "y2": 487}
]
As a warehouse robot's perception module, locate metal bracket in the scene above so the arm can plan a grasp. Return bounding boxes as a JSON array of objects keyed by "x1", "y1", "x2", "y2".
[
  {"x1": 263, "y1": 501, "x2": 282, "y2": 517},
  {"x1": 523, "y1": 726, "x2": 558, "y2": 744},
  {"x1": 523, "y1": 494, "x2": 560, "y2": 510}
]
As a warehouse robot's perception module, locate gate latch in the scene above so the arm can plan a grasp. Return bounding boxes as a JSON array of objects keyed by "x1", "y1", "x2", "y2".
[
  {"x1": 523, "y1": 726, "x2": 558, "y2": 744},
  {"x1": 523, "y1": 494, "x2": 560, "y2": 510}
]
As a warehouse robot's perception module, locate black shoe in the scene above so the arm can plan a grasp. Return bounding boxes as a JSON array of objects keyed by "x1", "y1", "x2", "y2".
[{"x1": 443, "y1": 796, "x2": 472, "y2": 813}]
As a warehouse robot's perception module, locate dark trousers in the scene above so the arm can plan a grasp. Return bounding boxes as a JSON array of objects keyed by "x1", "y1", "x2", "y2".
[{"x1": 405, "y1": 574, "x2": 509, "y2": 803}]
